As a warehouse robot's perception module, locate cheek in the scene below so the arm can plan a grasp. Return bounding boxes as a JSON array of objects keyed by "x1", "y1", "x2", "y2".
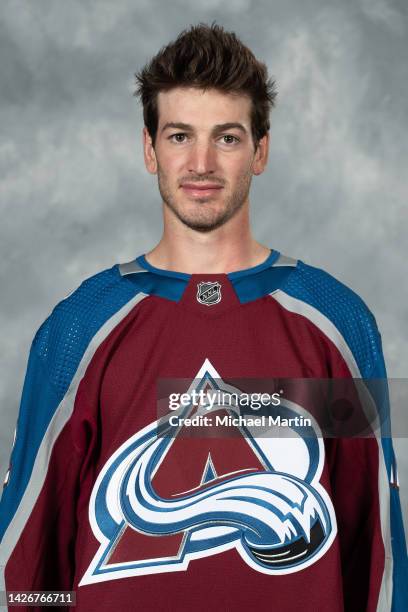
[
  {"x1": 158, "y1": 151, "x2": 186, "y2": 178},
  {"x1": 225, "y1": 158, "x2": 253, "y2": 182}
]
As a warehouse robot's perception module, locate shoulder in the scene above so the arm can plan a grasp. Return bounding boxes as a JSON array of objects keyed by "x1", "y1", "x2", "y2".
[
  {"x1": 283, "y1": 258, "x2": 375, "y2": 321},
  {"x1": 277, "y1": 256, "x2": 384, "y2": 377},
  {"x1": 31, "y1": 262, "x2": 140, "y2": 398}
]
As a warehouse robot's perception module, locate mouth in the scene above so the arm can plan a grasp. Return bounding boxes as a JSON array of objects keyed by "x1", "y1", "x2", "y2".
[{"x1": 181, "y1": 183, "x2": 224, "y2": 198}]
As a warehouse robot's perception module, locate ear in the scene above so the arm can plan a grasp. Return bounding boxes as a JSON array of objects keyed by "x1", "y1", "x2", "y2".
[
  {"x1": 143, "y1": 127, "x2": 157, "y2": 174},
  {"x1": 252, "y1": 132, "x2": 269, "y2": 176}
]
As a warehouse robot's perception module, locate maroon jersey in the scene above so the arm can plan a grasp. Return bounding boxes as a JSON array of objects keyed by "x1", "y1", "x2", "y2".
[{"x1": 1, "y1": 249, "x2": 407, "y2": 611}]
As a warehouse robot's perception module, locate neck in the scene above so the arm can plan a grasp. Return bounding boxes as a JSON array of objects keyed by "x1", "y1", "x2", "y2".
[{"x1": 145, "y1": 203, "x2": 271, "y2": 274}]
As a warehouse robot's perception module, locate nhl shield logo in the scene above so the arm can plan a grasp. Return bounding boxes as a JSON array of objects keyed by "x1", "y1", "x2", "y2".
[{"x1": 196, "y1": 281, "x2": 222, "y2": 306}]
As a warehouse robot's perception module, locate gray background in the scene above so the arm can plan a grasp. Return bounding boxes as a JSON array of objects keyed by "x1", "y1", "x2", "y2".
[{"x1": 1, "y1": 0, "x2": 407, "y2": 536}]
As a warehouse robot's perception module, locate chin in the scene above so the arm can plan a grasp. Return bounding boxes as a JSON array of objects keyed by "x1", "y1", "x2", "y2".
[
  {"x1": 165, "y1": 197, "x2": 235, "y2": 231},
  {"x1": 183, "y1": 221, "x2": 226, "y2": 233},
  {"x1": 179, "y1": 211, "x2": 233, "y2": 232}
]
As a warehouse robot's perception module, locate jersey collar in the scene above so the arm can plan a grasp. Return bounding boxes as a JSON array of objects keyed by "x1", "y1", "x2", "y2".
[{"x1": 135, "y1": 249, "x2": 280, "y2": 280}]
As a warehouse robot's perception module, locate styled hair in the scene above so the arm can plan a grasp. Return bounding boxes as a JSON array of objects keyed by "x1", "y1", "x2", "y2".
[{"x1": 134, "y1": 22, "x2": 277, "y2": 148}]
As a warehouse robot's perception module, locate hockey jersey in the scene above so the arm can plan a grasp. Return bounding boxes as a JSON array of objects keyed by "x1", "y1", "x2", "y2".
[{"x1": 0, "y1": 249, "x2": 407, "y2": 611}]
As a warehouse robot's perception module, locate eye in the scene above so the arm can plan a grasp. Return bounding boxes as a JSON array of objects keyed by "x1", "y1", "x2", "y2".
[
  {"x1": 220, "y1": 134, "x2": 240, "y2": 144},
  {"x1": 169, "y1": 133, "x2": 188, "y2": 143}
]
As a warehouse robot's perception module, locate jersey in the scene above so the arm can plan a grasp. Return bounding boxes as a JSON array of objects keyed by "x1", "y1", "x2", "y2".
[{"x1": 0, "y1": 249, "x2": 407, "y2": 611}]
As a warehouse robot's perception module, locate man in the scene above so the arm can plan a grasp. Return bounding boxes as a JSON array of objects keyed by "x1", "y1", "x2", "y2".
[{"x1": 0, "y1": 23, "x2": 407, "y2": 612}]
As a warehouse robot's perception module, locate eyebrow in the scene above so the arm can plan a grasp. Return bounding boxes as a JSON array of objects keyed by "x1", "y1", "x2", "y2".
[{"x1": 160, "y1": 122, "x2": 248, "y2": 135}]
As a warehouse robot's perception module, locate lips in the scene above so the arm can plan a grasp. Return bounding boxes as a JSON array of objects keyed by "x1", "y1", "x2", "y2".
[
  {"x1": 181, "y1": 183, "x2": 223, "y2": 197},
  {"x1": 181, "y1": 183, "x2": 222, "y2": 189}
]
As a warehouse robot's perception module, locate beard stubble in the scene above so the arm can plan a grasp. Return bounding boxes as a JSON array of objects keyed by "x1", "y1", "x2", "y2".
[{"x1": 156, "y1": 163, "x2": 254, "y2": 233}]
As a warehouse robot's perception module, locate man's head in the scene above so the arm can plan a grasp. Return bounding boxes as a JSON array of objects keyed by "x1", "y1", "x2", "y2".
[{"x1": 134, "y1": 23, "x2": 277, "y2": 232}]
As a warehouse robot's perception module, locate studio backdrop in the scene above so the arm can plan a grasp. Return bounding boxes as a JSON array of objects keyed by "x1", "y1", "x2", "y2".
[{"x1": 1, "y1": 0, "x2": 407, "y2": 533}]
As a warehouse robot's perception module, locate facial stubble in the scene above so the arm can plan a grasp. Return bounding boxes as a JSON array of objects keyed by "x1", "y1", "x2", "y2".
[{"x1": 156, "y1": 161, "x2": 255, "y2": 233}]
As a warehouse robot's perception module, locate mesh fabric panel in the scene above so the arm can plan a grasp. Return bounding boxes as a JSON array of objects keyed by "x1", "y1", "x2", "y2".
[
  {"x1": 282, "y1": 260, "x2": 381, "y2": 378},
  {"x1": 33, "y1": 265, "x2": 139, "y2": 399}
]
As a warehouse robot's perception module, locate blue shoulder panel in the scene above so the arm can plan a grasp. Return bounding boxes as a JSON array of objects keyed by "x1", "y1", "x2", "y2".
[{"x1": 281, "y1": 260, "x2": 380, "y2": 377}]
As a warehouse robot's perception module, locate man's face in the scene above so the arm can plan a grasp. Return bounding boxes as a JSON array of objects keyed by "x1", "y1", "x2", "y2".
[{"x1": 143, "y1": 87, "x2": 268, "y2": 232}]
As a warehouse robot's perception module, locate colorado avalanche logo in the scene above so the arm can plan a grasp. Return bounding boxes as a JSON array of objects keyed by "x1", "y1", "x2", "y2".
[{"x1": 80, "y1": 360, "x2": 337, "y2": 585}]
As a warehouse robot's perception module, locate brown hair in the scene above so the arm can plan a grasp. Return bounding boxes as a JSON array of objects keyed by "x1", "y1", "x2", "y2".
[{"x1": 134, "y1": 22, "x2": 277, "y2": 149}]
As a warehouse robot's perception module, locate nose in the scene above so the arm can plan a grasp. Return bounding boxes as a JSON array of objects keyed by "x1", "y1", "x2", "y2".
[{"x1": 188, "y1": 140, "x2": 216, "y2": 176}]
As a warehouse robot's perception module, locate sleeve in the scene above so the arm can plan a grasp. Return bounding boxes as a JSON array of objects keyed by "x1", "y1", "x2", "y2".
[
  {"x1": 0, "y1": 336, "x2": 82, "y2": 604},
  {"x1": 369, "y1": 327, "x2": 408, "y2": 612},
  {"x1": 328, "y1": 323, "x2": 408, "y2": 612},
  {"x1": 0, "y1": 265, "x2": 127, "y2": 608}
]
